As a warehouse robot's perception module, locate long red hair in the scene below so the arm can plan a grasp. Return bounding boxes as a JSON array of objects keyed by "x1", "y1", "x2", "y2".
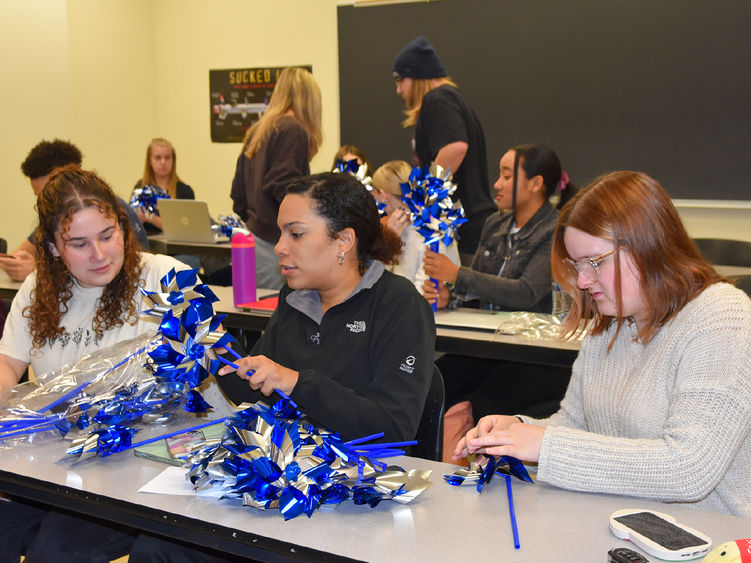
[{"x1": 552, "y1": 171, "x2": 723, "y2": 345}]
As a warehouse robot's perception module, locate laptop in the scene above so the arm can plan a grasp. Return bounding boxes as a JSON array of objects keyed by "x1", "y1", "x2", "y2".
[{"x1": 158, "y1": 199, "x2": 229, "y2": 244}]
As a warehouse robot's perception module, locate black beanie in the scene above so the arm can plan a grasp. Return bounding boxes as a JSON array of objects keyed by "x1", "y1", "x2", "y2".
[{"x1": 392, "y1": 36, "x2": 447, "y2": 79}]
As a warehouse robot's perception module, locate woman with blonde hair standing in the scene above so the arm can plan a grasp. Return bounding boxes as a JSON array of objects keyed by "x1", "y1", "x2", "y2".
[{"x1": 231, "y1": 67, "x2": 323, "y2": 289}]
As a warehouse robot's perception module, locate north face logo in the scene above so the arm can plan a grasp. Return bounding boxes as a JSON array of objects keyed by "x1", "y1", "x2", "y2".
[{"x1": 346, "y1": 320, "x2": 366, "y2": 333}]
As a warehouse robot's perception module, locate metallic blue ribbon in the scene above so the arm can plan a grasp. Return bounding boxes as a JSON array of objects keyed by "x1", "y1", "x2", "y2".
[
  {"x1": 211, "y1": 214, "x2": 249, "y2": 238},
  {"x1": 400, "y1": 165, "x2": 467, "y2": 249},
  {"x1": 443, "y1": 455, "x2": 533, "y2": 490},
  {"x1": 184, "y1": 395, "x2": 432, "y2": 520},
  {"x1": 130, "y1": 184, "x2": 169, "y2": 216}
]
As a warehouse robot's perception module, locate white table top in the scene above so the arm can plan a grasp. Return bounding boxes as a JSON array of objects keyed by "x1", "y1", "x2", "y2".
[{"x1": 0, "y1": 437, "x2": 748, "y2": 561}]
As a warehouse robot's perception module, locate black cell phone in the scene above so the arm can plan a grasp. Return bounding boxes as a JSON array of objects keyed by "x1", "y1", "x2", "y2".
[{"x1": 608, "y1": 547, "x2": 650, "y2": 563}]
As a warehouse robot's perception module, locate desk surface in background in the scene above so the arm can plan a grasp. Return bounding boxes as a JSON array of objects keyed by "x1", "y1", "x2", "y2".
[
  {"x1": 209, "y1": 285, "x2": 581, "y2": 368},
  {"x1": 147, "y1": 234, "x2": 231, "y2": 258},
  {"x1": 0, "y1": 438, "x2": 748, "y2": 562},
  {"x1": 0, "y1": 270, "x2": 22, "y2": 301}
]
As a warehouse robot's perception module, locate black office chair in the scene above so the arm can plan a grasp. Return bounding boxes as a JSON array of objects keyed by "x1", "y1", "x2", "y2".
[
  {"x1": 411, "y1": 364, "x2": 445, "y2": 462},
  {"x1": 731, "y1": 275, "x2": 751, "y2": 298},
  {"x1": 693, "y1": 238, "x2": 751, "y2": 267}
]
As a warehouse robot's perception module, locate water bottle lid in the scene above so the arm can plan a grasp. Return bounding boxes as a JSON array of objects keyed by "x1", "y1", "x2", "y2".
[{"x1": 232, "y1": 232, "x2": 255, "y2": 247}]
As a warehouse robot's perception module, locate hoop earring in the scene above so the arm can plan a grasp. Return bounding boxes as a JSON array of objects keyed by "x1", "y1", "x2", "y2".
[{"x1": 337, "y1": 252, "x2": 345, "y2": 265}]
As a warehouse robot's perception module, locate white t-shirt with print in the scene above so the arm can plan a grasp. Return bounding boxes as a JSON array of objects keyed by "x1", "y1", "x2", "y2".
[{"x1": 0, "y1": 253, "x2": 193, "y2": 378}]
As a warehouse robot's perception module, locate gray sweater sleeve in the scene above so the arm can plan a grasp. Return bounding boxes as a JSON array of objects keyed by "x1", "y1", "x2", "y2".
[{"x1": 524, "y1": 284, "x2": 751, "y2": 516}]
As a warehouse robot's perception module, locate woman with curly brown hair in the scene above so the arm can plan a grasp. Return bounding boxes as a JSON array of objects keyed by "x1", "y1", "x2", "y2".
[
  {"x1": 0, "y1": 166, "x2": 189, "y2": 391},
  {"x1": 0, "y1": 167, "x2": 194, "y2": 562}
]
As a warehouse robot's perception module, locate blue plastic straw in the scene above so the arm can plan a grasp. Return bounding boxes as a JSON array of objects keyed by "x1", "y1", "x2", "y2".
[
  {"x1": 38, "y1": 381, "x2": 93, "y2": 413},
  {"x1": 504, "y1": 474, "x2": 520, "y2": 549},
  {"x1": 127, "y1": 417, "x2": 229, "y2": 450},
  {"x1": 0, "y1": 422, "x2": 60, "y2": 439},
  {"x1": 346, "y1": 432, "x2": 385, "y2": 446},
  {"x1": 354, "y1": 440, "x2": 417, "y2": 450},
  {"x1": 354, "y1": 448, "x2": 406, "y2": 458},
  {"x1": 224, "y1": 346, "x2": 243, "y2": 360},
  {"x1": 428, "y1": 240, "x2": 439, "y2": 312},
  {"x1": 0, "y1": 417, "x2": 57, "y2": 432},
  {"x1": 216, "y1": 356, "x2": 239, "y2": 370}
]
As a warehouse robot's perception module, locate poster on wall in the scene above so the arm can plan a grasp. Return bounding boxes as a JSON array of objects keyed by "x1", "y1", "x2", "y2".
[{"x1": 209, "y1": 65, "x2": 312, "y2": 143}]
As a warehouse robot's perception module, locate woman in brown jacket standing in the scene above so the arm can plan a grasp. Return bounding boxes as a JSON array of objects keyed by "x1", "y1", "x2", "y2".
[{"x1": 230, "y1": 67, "x2": 322, "y2": 289}]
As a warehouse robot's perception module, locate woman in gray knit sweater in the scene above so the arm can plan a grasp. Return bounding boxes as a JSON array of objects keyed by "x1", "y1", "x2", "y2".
[{"x1": 455, "y1": 171, "x2": 751, "y2": 517}]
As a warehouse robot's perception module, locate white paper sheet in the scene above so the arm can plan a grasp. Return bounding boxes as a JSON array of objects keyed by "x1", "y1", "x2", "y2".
[{"x1": 138, "y1": 466, "x2": 225, "y2": 498}]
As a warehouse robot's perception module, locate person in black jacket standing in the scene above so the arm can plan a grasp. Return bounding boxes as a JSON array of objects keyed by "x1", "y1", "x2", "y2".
[
  {"x1": 218, "y1": 172, "x2": 435, "y2": 443},
  {"x1": 392, "y1": 36, "x2": 496, "y2": 263}
]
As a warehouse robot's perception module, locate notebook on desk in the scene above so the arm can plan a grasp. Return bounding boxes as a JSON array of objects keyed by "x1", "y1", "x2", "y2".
[
  {"x1": 434, "y1": 310, "x2": 511, "y2": 332},
  {"x1": 159, "y1": 199, "x2": 229, "y2": 244}
]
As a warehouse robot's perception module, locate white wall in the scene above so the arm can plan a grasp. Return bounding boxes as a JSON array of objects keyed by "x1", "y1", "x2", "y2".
[
  {"x1": 149, "y1": 0, "x2": 341, "y2": 220},
  {"x1": 674, "y1": 200, "x2": 751, "y2": 241},
  {"x1": 0, "y1": 0, "x2": 342, "y2": 251},
  {"x1": 66, "y1": 0, "x2": 157, "y2": 192},
  {"x1": 1, "y1": 0, "x2": 749, "y2": 253},
  {"x1": 0, "y1": 0, "x2": 73, "y2": 249}
]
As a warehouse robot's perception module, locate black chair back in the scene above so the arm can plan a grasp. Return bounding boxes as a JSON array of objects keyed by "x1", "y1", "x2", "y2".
[
  {"x1": 731, "y1": 275, "x2": 751, "y2": 298},
  {"x1": 0, "y1": 238, "x2": 6, "y2": 254},
  {"x1": 693, "y1": 238, "x2": 751, "y2": 268},
  {"x1": 412, "y1": 364, "x2": 445, "y2": 462}
]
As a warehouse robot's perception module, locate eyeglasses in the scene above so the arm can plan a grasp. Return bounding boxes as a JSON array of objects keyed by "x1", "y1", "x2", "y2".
[{"x1": 562, "y1": 248, "x2": 620, "y2": 281}]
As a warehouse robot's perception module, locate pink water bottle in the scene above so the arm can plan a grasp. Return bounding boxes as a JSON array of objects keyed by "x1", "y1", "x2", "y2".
[{"x1": 232, "y1": 232, "x2": 257, "y2": 307}]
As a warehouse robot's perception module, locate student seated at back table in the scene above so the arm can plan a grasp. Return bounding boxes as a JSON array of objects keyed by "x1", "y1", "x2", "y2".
[
  {"x1": 132, "y1": 137, "x2": 195, "y2": 234},
  {"x1": 0, "y1": 167, "x2": 191, "y2": 561},
  {"x1": 371, "y1": 159, "x2": 461, "y2": 293},
  {"x1": 332, "y1": 143, "x2": 373, "y2": 177},
  {"x1": 132, "y1": 136, "x2": 209, "y2": 274},
  {"x1": 422, "y1": 144, "x2": 577, "y2": 461},
  {"x1": 0, "y1": 139, "x2": 149, "y2": 284},
  {"x1": 456, "y1": 170, "x2": 751, "y2": 518}
]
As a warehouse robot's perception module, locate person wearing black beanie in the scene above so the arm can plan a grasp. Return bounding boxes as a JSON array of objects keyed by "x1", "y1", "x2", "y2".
[{"x1": 392, "y1": 36, "x2": 495, "y2": 262}]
